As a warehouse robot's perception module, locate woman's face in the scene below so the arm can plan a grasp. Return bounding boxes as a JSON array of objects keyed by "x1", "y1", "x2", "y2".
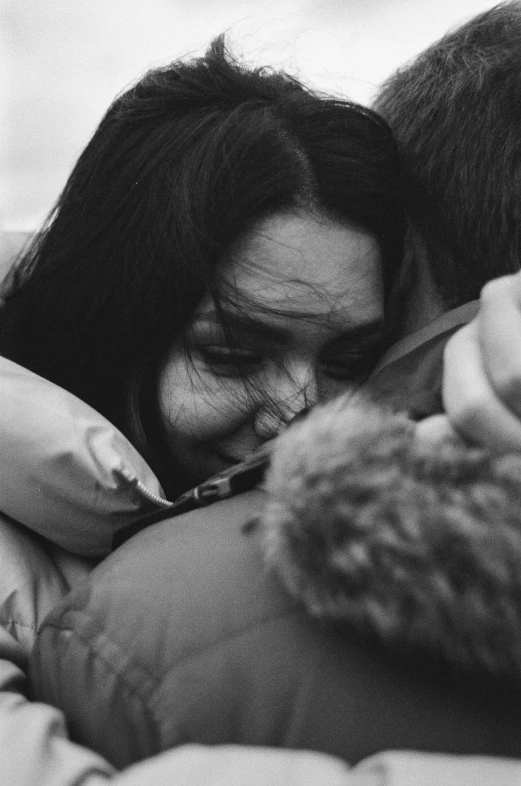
[{"x1": 160, "y1": 211, "x2": 384, "y2": 484}]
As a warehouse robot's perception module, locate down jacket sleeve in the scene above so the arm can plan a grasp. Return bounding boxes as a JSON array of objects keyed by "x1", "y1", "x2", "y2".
[
  {"x1": 2, "y1": 584, "x2": 521, "y2": 786},
  {"x1": 1, "y1": 627, "x2": 361, "y2": 786},
  {"x1": 4, "y1": 631, "x2": 521, "y2": 786},
  {"x1": 9, "y1": 625, "x2": 521, "y2": 786}
]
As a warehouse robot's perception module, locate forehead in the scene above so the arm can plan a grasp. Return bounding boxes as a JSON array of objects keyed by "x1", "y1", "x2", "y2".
[{"x1": 216, "y1": 211, "x2": 383, "y2": 328}]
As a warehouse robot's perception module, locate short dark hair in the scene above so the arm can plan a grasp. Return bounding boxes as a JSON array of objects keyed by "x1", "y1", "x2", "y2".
[
  {"x1": 0, "y1": 36, "x2": 405, "y2": 495},
  {"x1": 375, "y1": 1, "x2": 521, "y2": 308}
]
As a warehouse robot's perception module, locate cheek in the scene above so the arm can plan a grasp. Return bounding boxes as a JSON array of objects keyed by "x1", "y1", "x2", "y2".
[{"x1": 159, "y1": 365, "x2": 254, "y2": 444}]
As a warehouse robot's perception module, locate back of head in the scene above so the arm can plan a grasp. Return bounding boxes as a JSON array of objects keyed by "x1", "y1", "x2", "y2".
[{"x1": 375, "y1": 1, "x2": 521, "y2": 308}]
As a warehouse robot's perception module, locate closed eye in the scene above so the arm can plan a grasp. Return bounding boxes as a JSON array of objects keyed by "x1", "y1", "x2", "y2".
[{"x1": 197, "y1": 346, "x2": 264, "y2": 377}]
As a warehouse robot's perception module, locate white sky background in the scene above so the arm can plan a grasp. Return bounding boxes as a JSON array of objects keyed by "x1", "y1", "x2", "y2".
[{"x1": 2, "y1": 0, "x2": 498, "y2": 229}]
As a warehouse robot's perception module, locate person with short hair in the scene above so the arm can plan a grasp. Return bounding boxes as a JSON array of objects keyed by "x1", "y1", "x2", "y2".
[{"x1": 368, "y1": 1, "x2": 521, "y2": 423}]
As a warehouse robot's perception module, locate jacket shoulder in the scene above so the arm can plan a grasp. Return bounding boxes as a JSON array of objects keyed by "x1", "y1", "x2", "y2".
[
  {"x1": 31, "y1": 488, "x2": 521, "y2": 769},
  {"x1": 0, "y1": 513, "x2": 92, "y2": 654},
  {"x1": 32, "y1": 490, "x2": 304, "y2": 765}
]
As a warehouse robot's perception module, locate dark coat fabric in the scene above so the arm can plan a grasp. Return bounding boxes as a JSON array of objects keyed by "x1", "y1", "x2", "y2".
[
  {"x1": 367, "y1": 300, "x2": 479, "y2": 417},
  {"x1": 31, "y1": 484, "x2": 521, "y2": 769}
]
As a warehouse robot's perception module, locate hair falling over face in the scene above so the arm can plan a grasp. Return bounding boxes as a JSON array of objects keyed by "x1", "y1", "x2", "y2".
[{"x1": 0, "y1": 36, "x2": 406, "y2": 497}]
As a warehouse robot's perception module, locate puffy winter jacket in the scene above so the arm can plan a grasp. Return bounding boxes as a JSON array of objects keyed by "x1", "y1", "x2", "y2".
[
  {"x1": 30, "y1": 451, "x2": 521, "y2": 767},
  {"x1": 0, "y1": 353, "x2": 363, "y2": 786},
  {"x1": 5, "y1": 342, "x2": 515, "y2": 786},
  {"x1": 30, "y1": 310, "x2": 521, "y2": 776}
]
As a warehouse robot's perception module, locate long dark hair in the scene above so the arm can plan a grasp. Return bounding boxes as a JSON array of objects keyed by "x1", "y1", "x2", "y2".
[{"x1": 0, "y1": 37, "x2": 405, "y2": 496}]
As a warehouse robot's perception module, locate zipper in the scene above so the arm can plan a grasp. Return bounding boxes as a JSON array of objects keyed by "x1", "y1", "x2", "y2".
[
  {"x1": 117, "y1": 464, "x2": 174, "y2": 508},
  {"x1": 112, "y1": 443, "x2": 272, "y2": 550}
]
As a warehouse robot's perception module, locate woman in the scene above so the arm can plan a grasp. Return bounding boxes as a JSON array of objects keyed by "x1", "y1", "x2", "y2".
[
  {"x1": 0, "y1": 37, "x2": 404, "y2": 501},
  {"x1": 0, "y1": 37, "x2": 405, "y2": 785}
]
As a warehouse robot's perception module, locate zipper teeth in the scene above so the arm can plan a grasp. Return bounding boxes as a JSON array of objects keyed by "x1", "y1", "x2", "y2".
[
  {"x1": 118, "y1": 465, "x2": 174, "y2": 508},
  {"x1": 134, "y1": 478, "x2": 174, "y2": 507}
]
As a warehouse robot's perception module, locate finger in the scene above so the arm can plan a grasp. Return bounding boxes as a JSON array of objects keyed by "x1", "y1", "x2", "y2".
[
  {"x1": 478, "y1": 273, "x2": 521, "y2": 419},
  {"x1": 414, "y1": 414, "x2": 460, "y2": 446},
  {"x1": 443, "y1": 320, "x2": 521, "y2": 452}
]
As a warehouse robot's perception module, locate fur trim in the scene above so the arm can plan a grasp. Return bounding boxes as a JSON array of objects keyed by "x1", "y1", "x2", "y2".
[{"x1": 260, "y1": 395, "x2": 521, "y2": 680}]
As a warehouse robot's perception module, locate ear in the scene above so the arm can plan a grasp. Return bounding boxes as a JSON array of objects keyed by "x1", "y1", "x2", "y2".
[{"x1": 397, "y1": 226, "x2": 446, "y2": 336}]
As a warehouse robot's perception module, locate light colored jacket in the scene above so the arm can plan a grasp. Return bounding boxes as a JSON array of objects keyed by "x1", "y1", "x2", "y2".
[{"x1": 0, "y1": 354, "x2": 361, "y2": 786}]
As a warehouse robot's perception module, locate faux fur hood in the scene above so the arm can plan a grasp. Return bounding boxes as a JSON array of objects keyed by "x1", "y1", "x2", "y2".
[{"x1": 260, "y1": 396, "x2": 521, "y2": 682}]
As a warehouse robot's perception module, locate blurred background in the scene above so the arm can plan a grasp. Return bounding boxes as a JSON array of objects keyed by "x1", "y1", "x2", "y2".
[{"x1": 2, "y1": 0, "x2": 498, "y2": 230}]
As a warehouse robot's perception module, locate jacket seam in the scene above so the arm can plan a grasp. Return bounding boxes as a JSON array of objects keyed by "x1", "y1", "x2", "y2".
[
  {"x1": 40, "y1": 605, "x2": 301, "y2": 751},
  {"x1": 4, "y1": 619, "x2": 37, "y2": 631},
  {"x1": 42, "y1": 601, "x2": 300, "y2": 707},
  {"x1": 37, "y1": 618, "x2": 164, "y2": 745}
]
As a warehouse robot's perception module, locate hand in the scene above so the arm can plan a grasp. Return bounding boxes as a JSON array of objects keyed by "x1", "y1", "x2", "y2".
[{"x1": 440, "y1": 271, "x2": 521, "y2": 451}]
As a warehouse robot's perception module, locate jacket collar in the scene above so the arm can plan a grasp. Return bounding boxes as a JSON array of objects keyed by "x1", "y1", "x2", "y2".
[{"x1": 0, "y1": 356, "x2": 172, "y2": 558}]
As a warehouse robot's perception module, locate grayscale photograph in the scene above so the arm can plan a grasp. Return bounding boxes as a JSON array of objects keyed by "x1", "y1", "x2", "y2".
[{"x1": 2, "y1": 2, "x2": 521, "y2": 784}]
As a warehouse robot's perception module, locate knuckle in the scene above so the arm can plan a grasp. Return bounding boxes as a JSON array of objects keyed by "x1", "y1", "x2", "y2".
[
  {"x1": 492, "y1": 369, "x2": 521, "y2": 406},
  {"x1": 480, "y1": 276, "x2": 511, "y2": 305},
  {"x1": 445, "y1": 391, "x2": 488, "y2": 433}
]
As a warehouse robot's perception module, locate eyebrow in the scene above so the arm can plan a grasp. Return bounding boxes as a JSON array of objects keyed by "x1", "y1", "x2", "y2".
[{"x1": 191, "y1": 311, "x2": 386, "y2": 345}]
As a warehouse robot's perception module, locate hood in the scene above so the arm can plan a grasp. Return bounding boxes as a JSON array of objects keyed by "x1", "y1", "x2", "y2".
[
  {"x1": 0, "y1": 355, "x2": 172, "y2": 558},
  {"x1": 261, "y1": 396, "x2": 521, "y2": 682}
]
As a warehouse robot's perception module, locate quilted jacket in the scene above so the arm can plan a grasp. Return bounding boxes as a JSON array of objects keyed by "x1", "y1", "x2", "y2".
[
  {"x1": 0, "y1": 354, "x2": 360, "y2": 786},
  {"x1": 28, "y1": 305, "x2": 521, "y2": 781}
]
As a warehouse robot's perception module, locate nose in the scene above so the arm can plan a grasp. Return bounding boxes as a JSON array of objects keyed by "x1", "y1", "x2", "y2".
[{"x1": 253, "y1": 364, "x2": 318, "y2": 440}]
